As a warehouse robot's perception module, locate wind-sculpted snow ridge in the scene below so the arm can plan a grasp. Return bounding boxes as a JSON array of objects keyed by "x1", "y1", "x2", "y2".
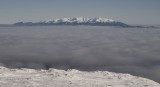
[
  {"x1": 0, "y1": 66, "x2": 159, "y2": 87},
  {"x1": 13, "y1": 17, "x2": 138, "y2": 27}
]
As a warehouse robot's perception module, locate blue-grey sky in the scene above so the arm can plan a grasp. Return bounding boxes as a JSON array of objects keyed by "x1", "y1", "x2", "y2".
[{"x1": 0, "y1": 0, "x2": 160, "y2": 24}]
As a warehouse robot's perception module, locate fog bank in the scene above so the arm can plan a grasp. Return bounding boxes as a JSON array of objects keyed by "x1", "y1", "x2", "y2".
[{"x1": 0, "y1": 26, "x2": 160, "y2": 82}]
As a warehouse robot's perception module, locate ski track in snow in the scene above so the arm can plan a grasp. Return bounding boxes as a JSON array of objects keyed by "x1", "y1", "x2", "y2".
[{"x1": 0, "y1": 66, "x2": 159, "y2": 87}]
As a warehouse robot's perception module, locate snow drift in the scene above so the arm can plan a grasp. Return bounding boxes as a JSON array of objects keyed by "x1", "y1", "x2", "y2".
[{"x1": 0, "y1": 66, "x2": 159, "y2": 87}]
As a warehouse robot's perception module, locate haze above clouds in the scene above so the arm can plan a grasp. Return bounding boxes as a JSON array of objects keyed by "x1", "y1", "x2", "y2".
[{"x1": 0, "y1": 0, "x2": 160, "y2": 24}]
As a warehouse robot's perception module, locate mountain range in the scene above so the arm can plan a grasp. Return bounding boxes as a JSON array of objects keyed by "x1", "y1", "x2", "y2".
[{"x1": 14, "y1": 17, "x2": 142, "y2": 28}]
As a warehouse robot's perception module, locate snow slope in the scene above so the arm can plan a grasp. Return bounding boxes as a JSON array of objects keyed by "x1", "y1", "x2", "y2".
[{"x1": 0, "y1": 66, "x2": 159, "y2": 87}]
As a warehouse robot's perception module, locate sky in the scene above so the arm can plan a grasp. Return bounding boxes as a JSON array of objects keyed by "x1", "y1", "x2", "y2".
[{"x1": 0, "y1": 0, "x2": 160, "y2": 24}]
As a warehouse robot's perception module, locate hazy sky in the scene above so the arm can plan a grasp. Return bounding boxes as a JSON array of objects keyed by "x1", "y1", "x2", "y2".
[{"x1": 0, "y1": 0, "x2": 160, "y2": 24}]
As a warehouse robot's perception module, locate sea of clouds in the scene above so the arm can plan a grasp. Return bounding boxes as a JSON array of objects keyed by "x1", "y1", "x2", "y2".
[{"x1": 0, "y1": 26, "x2": 160, "y2": 82}]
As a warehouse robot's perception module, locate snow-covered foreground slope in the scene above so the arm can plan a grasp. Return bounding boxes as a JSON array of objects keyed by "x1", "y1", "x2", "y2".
[{"x1": 0, "y1": 66, "x2": 159, "y2": 87}]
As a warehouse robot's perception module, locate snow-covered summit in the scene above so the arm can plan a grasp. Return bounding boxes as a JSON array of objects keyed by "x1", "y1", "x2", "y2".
[
  {"x1": 90, "y1": 17, "x2": 115, "y2": 23},
  {"x1": 0, "y1": 66, "x2": 159, "y2": 87},
  {"x1": 47, "y1": 17, "x2": 115, "y2": 23},
  {"x1": 14, "y1": 17, "x2": 147, "y2": 27}
]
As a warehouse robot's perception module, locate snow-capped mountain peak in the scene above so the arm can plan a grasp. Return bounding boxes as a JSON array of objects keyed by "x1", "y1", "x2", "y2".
[
  {"x1": 70, "y1": 17, "x2": 90, "y2": 23},
  {"x1": 91, "y1": 17, "x2": 115, "y2": 23},
  {"x1": 47, "y1": 17, "x2": 115, "y2": 23},
  {"x1": 14, "y1": 17, "x2": 139, "y2": 27}
]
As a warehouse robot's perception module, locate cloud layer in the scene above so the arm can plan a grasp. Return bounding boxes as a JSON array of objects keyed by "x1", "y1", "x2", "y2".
[{"x1": 0, "y1": 26, "x2": 160, "y2": 82}]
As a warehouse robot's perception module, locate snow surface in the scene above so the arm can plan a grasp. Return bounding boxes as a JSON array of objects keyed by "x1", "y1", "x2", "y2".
[{"x1": 0, "y1": 66, "x2": 159, "y2": 87}]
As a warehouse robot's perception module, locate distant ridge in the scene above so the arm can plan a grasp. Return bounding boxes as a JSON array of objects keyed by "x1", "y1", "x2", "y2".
[
  {"x1": 13, "y1": 17, "x2": 156, "y2": 28},
  {"x1": 13, "y1": 17, "x2": 141, "y2": 28}
]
